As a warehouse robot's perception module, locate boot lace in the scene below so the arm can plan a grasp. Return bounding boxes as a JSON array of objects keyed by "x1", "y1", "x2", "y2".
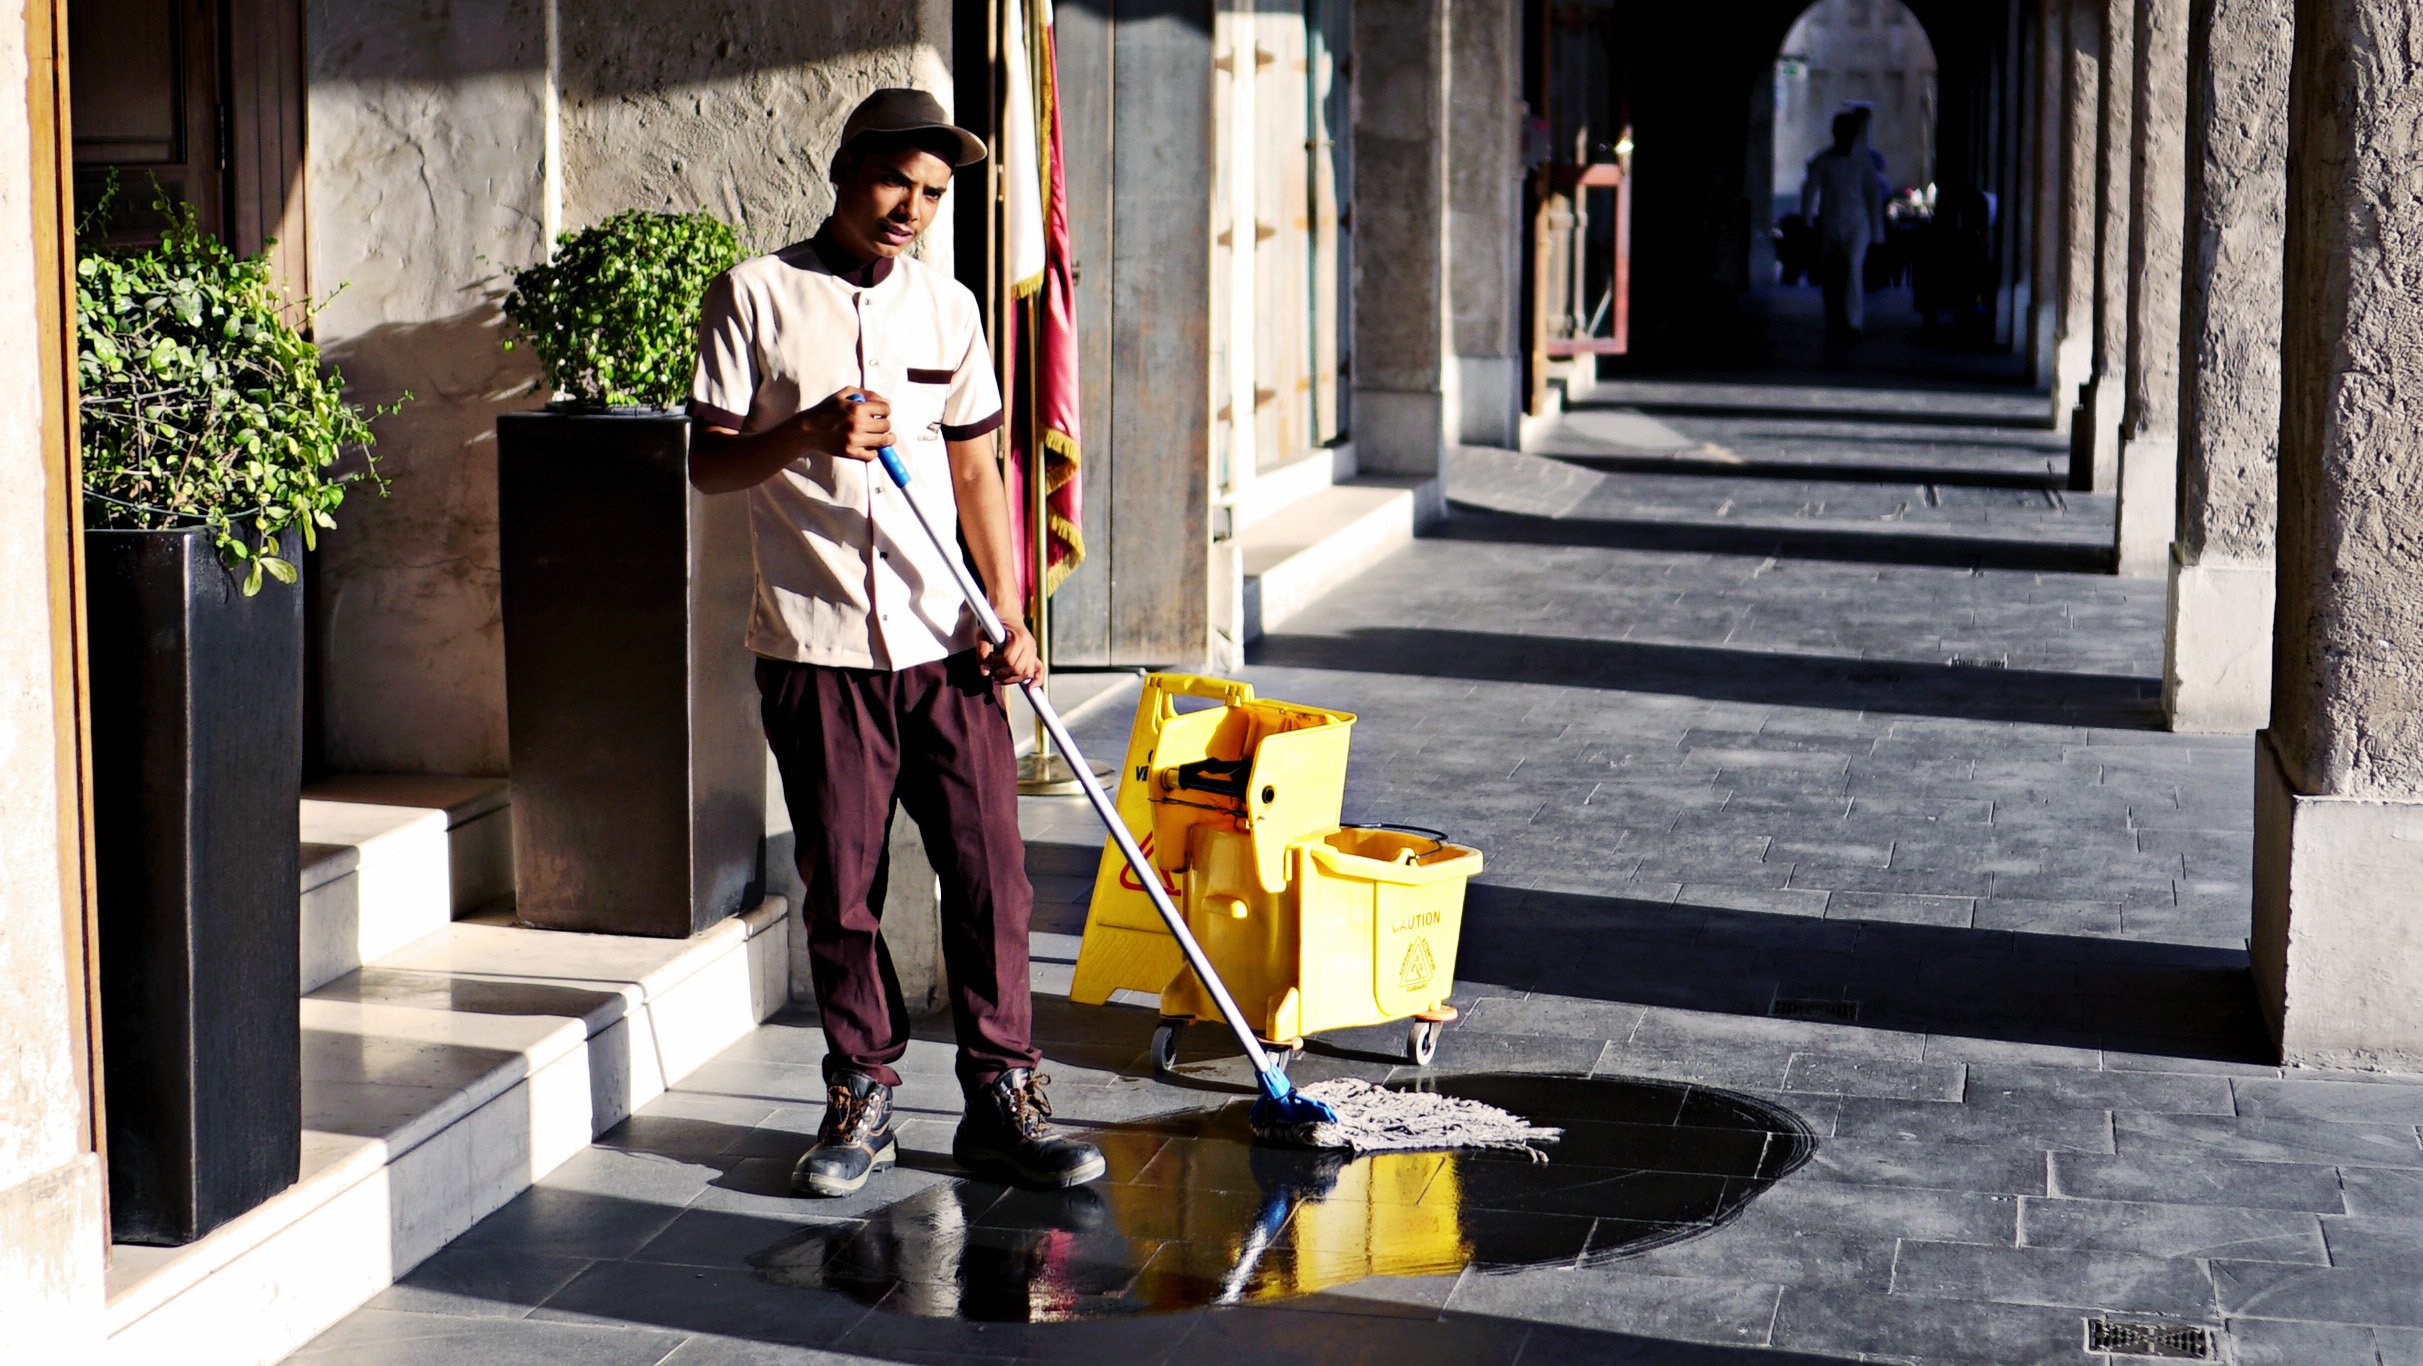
[
  {"x1": 1007, "y1": 1073, "x2": 1056, "y2": 1141},
  {"x1": 822, "y1": 1083, "x2": 877, "y2": 1144}
]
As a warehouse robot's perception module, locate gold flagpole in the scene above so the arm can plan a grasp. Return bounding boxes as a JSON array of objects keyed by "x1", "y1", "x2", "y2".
[{"x1": 1012, "y1": 0, "x2": 1106, "y2": 796}]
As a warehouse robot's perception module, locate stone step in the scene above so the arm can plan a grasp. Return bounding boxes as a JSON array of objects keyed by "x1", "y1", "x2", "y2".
[
  {"x1": 101, "y1": 899, "x2": 791, "y2": 1366},
  {"x1": 299, "y1": 775, "x2": 513, "y2": 995},
  {"x1": 1240, "y1": 475, "x2": 1443, "y2": 643},
  {"x1": 1235, "y1": 441, "x2": 1357, "y2": 532}
]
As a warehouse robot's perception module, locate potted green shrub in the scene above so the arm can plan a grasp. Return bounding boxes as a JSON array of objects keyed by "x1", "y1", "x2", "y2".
[
  {"x1": 78, "y1": 201, "x2": 395, "y2": 1245},
  {"x1": 494, "y1": 209, "x2": 764, "y2": 938}
]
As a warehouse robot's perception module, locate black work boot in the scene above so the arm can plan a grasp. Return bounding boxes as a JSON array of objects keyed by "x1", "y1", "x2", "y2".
[
  {"x1": 791, "y1": 1073, "x2": 897, "y2": 1197},
  {"x1": 952, "y1": 1069, "x2": 1107, "y2": 1189}
]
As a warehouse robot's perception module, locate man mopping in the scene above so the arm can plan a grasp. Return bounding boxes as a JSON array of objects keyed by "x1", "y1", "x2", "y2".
[{"x1": 687, "y1": 88, "x2": 1105, "y2": 1197}]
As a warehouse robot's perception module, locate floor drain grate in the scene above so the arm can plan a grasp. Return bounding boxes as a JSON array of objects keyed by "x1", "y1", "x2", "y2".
[
  {"x1": 2083, "y1": 1318, "x2": 2217, "y2": 1360},
  {"x1": 1770, "y1": 997, "x2": 1859, "y2": 1023}
]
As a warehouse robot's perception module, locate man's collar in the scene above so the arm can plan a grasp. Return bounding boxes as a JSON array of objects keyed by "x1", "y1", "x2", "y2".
[{"x1": 806, "y1": 224, "x2": 895, "y2": 288}]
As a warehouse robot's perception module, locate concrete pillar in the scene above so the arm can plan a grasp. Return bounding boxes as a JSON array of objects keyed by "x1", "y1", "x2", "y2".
[
  {"x1": 2113, "y1": 0, "x2": 2190, "y2": 575},
  {"x1": 1447, "y1": 0, "x2": 1522, "y2": 449},
  {"x1": 2163, "y1": 0, "x2": 2290, "y2": 732},
  {"x1": 2074, "y1": 0, "x2": 2135, "y2": 489},
  {"x1": 1350, "y1": 0, "x2": 1451, "y2": 478},
  {"x1": 2254, "y1": 0, "x2": 2423, "y2": 1069},
  {"x1": 2069, "y1": 0, "x2": 2135, "y2": 492},
  {"x1": 2052, "y1": 0, "x2": 2103, "y2": 433},
  {"x1": 2029, "y1": 0, "x2": 2067, "y2": 385}
]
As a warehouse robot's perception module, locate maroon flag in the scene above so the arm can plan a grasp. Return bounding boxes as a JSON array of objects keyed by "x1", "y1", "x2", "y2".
[{"x1": 1005, "y1": 0, "x2": 1084, "y2": 601}]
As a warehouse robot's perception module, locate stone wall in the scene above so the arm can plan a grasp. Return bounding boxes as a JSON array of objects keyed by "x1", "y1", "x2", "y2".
[
  {"x1": 0, "y1": 1, "x2": 107, "y2": 1349},
  {"x1": 308, "y1": 0, "x2": 953, "y2": 776}
]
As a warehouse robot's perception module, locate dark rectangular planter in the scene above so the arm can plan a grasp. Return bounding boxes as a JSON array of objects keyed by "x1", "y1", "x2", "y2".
[
  {"x1": 497, "y1": 411, "x2": 763, "y2": 938},
  {"x1": 85, "y1": 526, "x2": 303, "y2": 1246}
]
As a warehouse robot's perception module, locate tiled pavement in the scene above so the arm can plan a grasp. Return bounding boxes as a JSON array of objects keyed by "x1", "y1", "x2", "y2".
[{"x1": 292, "y1": 379, "x2": 2423, "y2": 1365}]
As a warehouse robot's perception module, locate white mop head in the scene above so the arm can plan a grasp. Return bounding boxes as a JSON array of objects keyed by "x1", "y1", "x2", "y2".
[{"x1": 1250, "y1": 1078, "x2": 1563, "y2": 1158}]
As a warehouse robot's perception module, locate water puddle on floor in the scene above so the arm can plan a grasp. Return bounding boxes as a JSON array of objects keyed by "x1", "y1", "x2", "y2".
[{"x1": 747, "y1": 1073, "x2": 1815, "y2": 1322}]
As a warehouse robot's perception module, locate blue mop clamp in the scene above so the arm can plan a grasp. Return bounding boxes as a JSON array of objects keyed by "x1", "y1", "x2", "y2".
[{"x1": 857, "y1": 401, "x2": 1337, "y2": 1135}]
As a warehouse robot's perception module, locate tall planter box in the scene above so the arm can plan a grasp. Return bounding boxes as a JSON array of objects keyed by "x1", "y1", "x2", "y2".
[
  {"x1": 497, "y1": 411, "x2": 763, "y2": 938},
  {"x1": 86, "y1": 526, "x2": 303, "y2": 1246}
]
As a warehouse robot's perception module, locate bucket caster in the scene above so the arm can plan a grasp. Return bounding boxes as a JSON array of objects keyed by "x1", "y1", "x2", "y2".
[
  {"x1": 1150, "y1": 1020, "x2": 1185, "y2": 1076},
  {"x1": 1406, "y1": 1018, "x2": 1443, "y2": 1067}
]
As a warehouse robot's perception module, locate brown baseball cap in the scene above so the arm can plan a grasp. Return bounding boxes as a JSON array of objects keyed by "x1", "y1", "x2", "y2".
[{"x1": 838, "y1": 88, "x2": 989, "y2": 167}]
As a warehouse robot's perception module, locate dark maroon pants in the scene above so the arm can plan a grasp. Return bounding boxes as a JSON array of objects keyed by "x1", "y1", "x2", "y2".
[{"x1": 757, "y1": 650, "x2": 1040, "y2": 1091}]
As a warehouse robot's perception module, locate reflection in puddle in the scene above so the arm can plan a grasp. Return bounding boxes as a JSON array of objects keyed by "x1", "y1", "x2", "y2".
[{"x1": 749, "y1": 1074, "x2": 1814, "y2": 1322}]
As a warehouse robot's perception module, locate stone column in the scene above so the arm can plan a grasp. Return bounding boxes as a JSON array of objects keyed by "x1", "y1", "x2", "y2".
[
  {"x1": 2052, "y1": 0, "x2": 2103, "y2": 434},
  {"x1": 2069, "y1": 0, "x2": 2135, "y2": 492},
  {"x1": 1448, "y1": 0, "x2": 1522, "y2": 449},
  {"x1": 2114, "y1": 0, "x2": 2190, "y2": 575},
  {"x1": 2253, "y1": 0, "x2": 2423, "y2": 1069},
  {"x1": 2029, "y1": 0, "x2": 2067, "y2": 386},
  {"x1": 2163, "y1": 0, "x2": 2289, "y2": 731},
  {"x1": 1350, "y1": 0, "x2": 1451, "y2": 478}
]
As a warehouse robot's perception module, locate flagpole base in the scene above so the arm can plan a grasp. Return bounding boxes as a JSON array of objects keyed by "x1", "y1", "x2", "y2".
[{"x1": 1018, "y1": 751, "x2": 1116, "y2": 797}]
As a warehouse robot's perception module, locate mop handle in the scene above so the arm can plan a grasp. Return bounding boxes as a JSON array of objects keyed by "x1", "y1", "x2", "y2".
[{"x1": 868, "y1": 440, "x2": 1290, "y2": 1096}]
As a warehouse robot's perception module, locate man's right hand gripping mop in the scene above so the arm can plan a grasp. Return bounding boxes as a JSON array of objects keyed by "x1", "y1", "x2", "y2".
[{"x1": 872, "y1": 437, "x2": 1556, "y2": 1157}]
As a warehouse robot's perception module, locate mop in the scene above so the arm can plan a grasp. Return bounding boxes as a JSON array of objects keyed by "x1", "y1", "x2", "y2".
[{"x1": 869, "y1": 435, "x2": 1558, "y2": 1157}]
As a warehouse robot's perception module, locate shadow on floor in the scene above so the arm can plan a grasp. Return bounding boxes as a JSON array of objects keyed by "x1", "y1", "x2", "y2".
[
  {"x1": 1435, "y1": 508, "x2": 2113, "y2": 577},
  {"x1": 1571, "y1": 396, "x2": 2043, "y2": 432},
  {"x1": 1458, "y1": 882, "x2": 2267, "y2": 1066},
  {"x1": 1536, "y1": 451, "x2": 2065, "y2": 492},
  {"x1": 377, "y1": 1093, "x2": 1850, "y2": 1363},
  {"x1": 1250, "y1": 624, "x2": 2158, "y2": 731}
]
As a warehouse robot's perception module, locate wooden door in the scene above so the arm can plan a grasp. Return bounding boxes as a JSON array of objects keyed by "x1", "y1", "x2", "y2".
[{"x1": 68, "y1": 0, "x2": 306, "y2": 297}]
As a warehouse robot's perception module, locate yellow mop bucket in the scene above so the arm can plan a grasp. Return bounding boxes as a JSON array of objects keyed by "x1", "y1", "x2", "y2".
[
  {"x1": 1068, "y1": 673, "x2": 1355, "y2": 1013},
  {"x1": 1164, "y1": 825, "x2": 1482, "y2": 1065},
  {"x1": 1070, "y1": 673, "x2": 1482, "y2": 1068}
]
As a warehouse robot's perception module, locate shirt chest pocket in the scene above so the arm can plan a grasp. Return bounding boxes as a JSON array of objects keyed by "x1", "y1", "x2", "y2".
[{"x1": 891, "y1": 367, "x2": 953, "y2": 448}]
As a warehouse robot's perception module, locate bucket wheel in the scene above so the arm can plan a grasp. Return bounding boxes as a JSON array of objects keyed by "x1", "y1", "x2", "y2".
[
  {"x1": 1407, "y1": 1018, "x2": 1443, "y2": 1066},
  {"x1": 1150, "y1": 1020, "x2": 1185, "y2": 1076}
]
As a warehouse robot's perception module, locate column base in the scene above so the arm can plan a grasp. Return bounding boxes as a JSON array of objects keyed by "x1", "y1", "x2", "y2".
[
  {"x1": 2050, "y1": 334, "x2": 2092, "y2": 434},
  {"x1": 2115, "y1": 427, "x2": 2180, "y2": 577},
  {"x1": 1453, "y1": 355, "x2": 1521, "y2": 447},
  {"x1": 2254, "y1": 733, "x2": 2423, "y2": 1071},
  {"x1": 2164, "y1": 553, "x2": 2274, "y2": 732},
  {"x1": 2067, "y1": 372, "x2": 2122, "y2": 493},
  {"x1": 1352, "y1": 387, "x2": 1448, "y2": 477}
]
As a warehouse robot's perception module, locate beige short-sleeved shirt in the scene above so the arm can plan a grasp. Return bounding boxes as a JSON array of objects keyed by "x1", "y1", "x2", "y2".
[{"x1": 691, "y1": 241, "x2": 1005, "y2": 670}]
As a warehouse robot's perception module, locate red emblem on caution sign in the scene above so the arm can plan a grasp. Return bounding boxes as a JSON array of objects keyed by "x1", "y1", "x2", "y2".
[{"x1": 1116, "y1": 832, "x2": 1182, "y2": 897}]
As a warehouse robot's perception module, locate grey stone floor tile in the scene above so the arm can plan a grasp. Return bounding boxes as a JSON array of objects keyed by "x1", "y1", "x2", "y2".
[
  {"x1": 287, "y1": 1308, "x2": 692, "y2": 1365},
  {"x1": 1458, "y1": 995, "x2": 1647, "y2": 1041},
  {"x1": 1960, "y1": 1064, "x2": 2235, "y2": 1116},
  {"x1": 2236, "y1": 1077, "x2": 2423, "y2": 1127},
  {"x1": 2320, "y1": 1215, "x2": 2423, "y2": 1268},
  {"x1": 1831, "y1": 1096, "x2": 2114, "y2": 1153},
  {"x1": 2343, "y1": 1166, "x2": 2423, "y2": 1216},
  {"x1": 2212, "y1": 1259, "x2": 2423, "y2": 1328},
  {"x1": 2114, "y1": 1112, "x2": 2423, "y2": 1169},
  {"x1": 2050, "y1": 1151, "x2": 2347, "y2": 1212},
  {"x1": 1447, "y1": 1265, "x2": 1783, "y2": 1347},
  {"x1": 1799, "y1": 1138, "x2": 2049, "y2": 1195},
  {"x1": 1780, "y1": 1054, "x2": 1965, "y2": 1103},
  {"x1": 1768, "y1": 1287, "x2": 2099, "y2": 1365},
  {"x1": 2220, "y1": 1317, "x2": 2386, "y2": 1366},
  {"x1": 656, "y1": 1336, "x2": 977, "y2": 1366},
  {"x1": 365, "y1": 1247, "x2": 599, "y2": 1319},
  {"x1": 2382, "y1": 1325, "x2": 2423, "y2": 1365},
  {"x1": 529, "y1": 1260, "x2": 875, "y2": 1347},
  {"x1": 626, "y1": 1207, "x2": 857, "y2": 1272},
  {"x1": 2018, "y1": 1196, "x2": 2327, "y2": 1264},
  {"x1": 1728, "y1": 1179, "x2": 2018, "y2": 1246},
  {"x1": 453, "y1": 1187, "x2": 691, "y2": 1259},
  {"x1": 1889, "y1": 1239, "x2": 2219, "y2": 1318},
  {"x1": 1171, "y1": 1303, "x2": 1524, "y2": 1366}
]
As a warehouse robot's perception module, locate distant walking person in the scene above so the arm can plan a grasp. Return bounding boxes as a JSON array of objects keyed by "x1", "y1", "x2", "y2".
[{"x1": 1801, "y1": 108, "x2": 1888, "y2": 342}]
